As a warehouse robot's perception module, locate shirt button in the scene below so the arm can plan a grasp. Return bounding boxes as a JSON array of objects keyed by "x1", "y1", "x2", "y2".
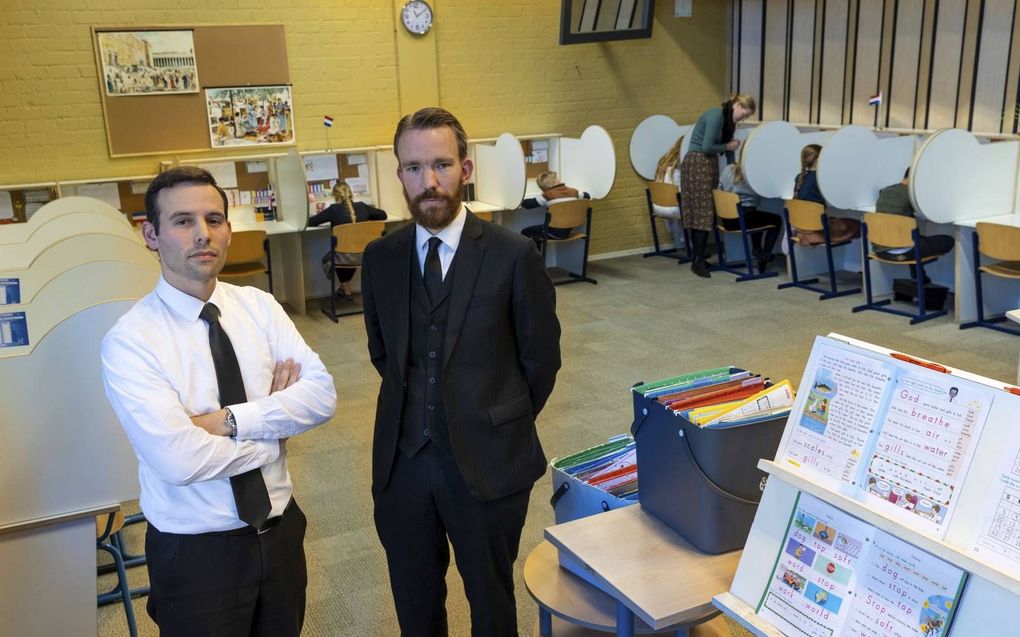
[
  {"x1": 428, "y1": 377, "x2": 436, "y2": 384},
  {"x1": 428, "y1": 351, "x2": 437, "y2": 359},
  {"x1": 430, "y1": 324, "x2": 438, "y2": 332},
  {"x1": 423, "y1": 428, "x2": 430, "y2": 436},
  {"x1": 427, "y1": 404, "x2": 435, "y2": 411}
]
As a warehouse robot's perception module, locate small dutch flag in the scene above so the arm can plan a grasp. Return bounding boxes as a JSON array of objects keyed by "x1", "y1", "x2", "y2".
[
  {"x1": 867, "y1": 93, "x2": 882, "y2": 107},
  {"x1": 323, "y1": 115, "x2": 334, "y2": 128}
]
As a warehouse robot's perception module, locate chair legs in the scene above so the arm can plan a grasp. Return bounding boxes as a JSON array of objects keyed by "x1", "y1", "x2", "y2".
[
  {"x1": 960, "y1": 231, "x2": 1020, "y2": 334},
  {"x1": 777, "y1": 211, "x2": 859, "y2": 298},
  {"x1": 711, "y1": 211, "x2": 778, "y2": 282},
  {"x1": 852, "y1": 227, "x2": 946, "y2": 324}
]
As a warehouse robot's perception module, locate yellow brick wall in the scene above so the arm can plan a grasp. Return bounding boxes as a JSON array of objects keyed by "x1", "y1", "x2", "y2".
[{"x1": 0, "y1": 0, "x2": 729, "y2": 255}]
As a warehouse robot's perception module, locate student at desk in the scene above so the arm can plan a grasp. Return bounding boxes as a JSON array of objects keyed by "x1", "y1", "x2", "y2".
[
  {"x1": 520, "y1": 171, "x2": 591, "y2": 248},
  {"x1": 874, "y1": 168, "x2": 954, "y2": 281},
  {"x1": 792, "y1": 143, "x2": 860, "y2": 245},
  {"x1": 652, "y1": 136, "x2": 686, "y2": 250},
  {"x1": 308, "y1": 180, "x2": 387, "y2": 300},
  {"x1": 719, "y1": 159, "x2": 780, "y2": 273}
]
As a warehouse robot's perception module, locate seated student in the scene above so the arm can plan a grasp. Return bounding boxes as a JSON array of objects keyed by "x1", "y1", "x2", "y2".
[
  {"x1": 308, "y1": 180, "x2": 387, "y2": 300},
  {"x1": 520, "y1": 171, "x2": 591, "y2": 247},
  {"x1": 873, "y1": 168, "x2": 954, "y2": 281},
  {"x1": 651, "y1": 136, "x2": 685, "y2": 250},
  {"x1": 719, "y1": 159, "x2": 780, "y2": 273},
  {"x1": 791, "y1": 143, "x2": 860, "y2": 245}
]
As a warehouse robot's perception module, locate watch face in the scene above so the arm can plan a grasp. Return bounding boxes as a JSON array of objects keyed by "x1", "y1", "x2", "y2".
[{"x1": 402, "y1": 0, "x2": 433, "y2": 35}]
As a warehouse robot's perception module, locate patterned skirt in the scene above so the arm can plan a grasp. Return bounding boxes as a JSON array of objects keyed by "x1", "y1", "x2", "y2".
[{"x1": 679, "y1": 151, "x2": 719, "y2": 231}]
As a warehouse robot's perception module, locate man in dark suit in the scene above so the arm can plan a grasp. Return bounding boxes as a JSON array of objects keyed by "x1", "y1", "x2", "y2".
[{"x1": 362, "y1": 107, "x2": 561, "y2": 636}]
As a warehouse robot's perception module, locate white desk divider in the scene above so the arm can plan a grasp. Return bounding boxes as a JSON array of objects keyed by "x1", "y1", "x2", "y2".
[
  {"x1": 911, "y1": 128, "x2": 1020, "y2": 224},
  {"x1": 0, "y1": 234, "x2": 156, "y2": 306},
  {"x1": 474, "y1": 133, "x2": 527, "y2": 210},
  {"x1": 817, "y1": 125, "x2": 919, "y2": 211},
  {"x1": 715, "y1": 332, "x2": 1020, "y2": 637},
  {"x1": 374, "y1": 147, "x2": 410, "y2": 220},
  {"x1": 629, "y1": 115, "x2": 689, "y2": 180},
  {"x1": 560, "y1": 125, "x2": 616, "y2": 200},
  {"x1": 275, "y1": 148, "x2": 310, "y2": 231},
  {"x1": 0, "y1": 214, "x2": 141, "y2": 271},
  {"x1": 742, "y1": 121, "x2": 834, "y2": 199},
  {"x1": 0, "y1": 196, "x2": 130, "y2": 245}
]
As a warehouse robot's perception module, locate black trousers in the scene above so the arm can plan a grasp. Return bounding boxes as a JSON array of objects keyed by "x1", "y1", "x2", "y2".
[
  {"x1": 374, "y1": 442, "x2": 532, "y2": 637},
  {"x1": 721, "y1": 210, "x2": 782, "y2": 253},
  {"x1": 144, "y1": 500, "x2": 308, "y2": 637}
]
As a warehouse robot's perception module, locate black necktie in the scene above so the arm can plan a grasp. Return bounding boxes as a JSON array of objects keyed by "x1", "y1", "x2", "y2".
[
  {"x1": 424, "y1": 237, "x2": 443, "y2": 304},
  {"x1": 200, "y1": 302, "x2": 272, "y2": 529}
]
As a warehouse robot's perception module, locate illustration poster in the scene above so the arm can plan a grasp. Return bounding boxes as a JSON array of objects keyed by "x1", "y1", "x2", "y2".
[
  {"x1": 206, "y1": 85, "x2": 295, "y2": 148},
  {"x1": 98, "y1": 30, "x2": 199, "y2": 96}
]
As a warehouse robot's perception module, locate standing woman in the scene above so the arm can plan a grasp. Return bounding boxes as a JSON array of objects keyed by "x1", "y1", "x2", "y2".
[{"x1": 680, "y1": 93, "x2": 756, "y2": 277}]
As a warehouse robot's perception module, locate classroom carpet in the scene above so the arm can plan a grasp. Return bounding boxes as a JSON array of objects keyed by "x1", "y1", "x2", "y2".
[{"x1": 99, "y1": 252, "x2": 1017, "y2": 636}]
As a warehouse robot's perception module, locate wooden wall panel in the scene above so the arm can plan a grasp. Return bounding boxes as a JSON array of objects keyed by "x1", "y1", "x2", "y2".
[
  {"x1": 762, "y1": 0, "x2": 790, "y2": 121},
  {"x1": 730, "y1": 0, "x2": 1020, "y2": 135},
  {"x1": 788, "y1": 0, "x2": 818, "y2": 122}
]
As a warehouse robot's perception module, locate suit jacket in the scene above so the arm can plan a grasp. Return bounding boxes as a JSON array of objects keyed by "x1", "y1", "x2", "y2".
[{"x1": 362, "y1": 211, "x2": 561, "y2": 501}]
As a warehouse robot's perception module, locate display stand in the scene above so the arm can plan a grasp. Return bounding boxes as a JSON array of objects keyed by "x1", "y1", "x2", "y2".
[
  {"x1": 713, "y1": 333, "x2": 1020, "y2": 636},
  {"x1": 0, "y1": 197, "x2": 156, "y2": 636}
]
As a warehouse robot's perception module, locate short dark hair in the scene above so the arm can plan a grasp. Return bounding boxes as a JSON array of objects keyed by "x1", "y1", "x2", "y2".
[
  {"x1": 145, "y1": 166, "x2": 228, "y2": 234},
  {"x1": 393, "y1": 107, "x2": 468, "y2": 162}
]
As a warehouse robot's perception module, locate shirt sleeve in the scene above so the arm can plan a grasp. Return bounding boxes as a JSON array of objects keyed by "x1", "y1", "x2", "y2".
[
  {"x1": 101, "y1": 330, "x2": 280, "y2": 486},
  {"x1": 228, "y1": 295, "x2": 336, "y2": 440}
]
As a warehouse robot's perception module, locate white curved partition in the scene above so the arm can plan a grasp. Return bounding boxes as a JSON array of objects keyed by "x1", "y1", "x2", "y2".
[
  {"x1": 629, "y1": 115, "x2": 689, "y2": 180},
  {"x1": 742, "y1": 121, "x2": 834, "y2": 199},
  {"x1": 817, "y1": 125, "x2": 919, "y2": 211},
  {"x1": 0, "y1": 216, "x2": 141, "y2": 271},
  {"x1": 276, "y1": 148, "x2": 311, "y2": 231},
  {"x1": 911, "y1": 129, "x2": 1019, "y2": 224},
  {"x1": 560, "y1": 125, "x2": 616, "y2": 200},
  {"x1": 475, "y1": 132, "x2": 527, "y2": 209},
  {"x1": 0, "y1": 196, "x2": 130, "y2": 245}
]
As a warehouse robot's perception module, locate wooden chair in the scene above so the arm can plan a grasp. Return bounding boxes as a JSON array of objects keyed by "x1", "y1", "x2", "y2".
[
  {"x1": 777, "y1": 199, "x2": 860, "y2": 300},
  {"x1": 541, "y1": 199, "x2": 596, "y2": 285},
  {"x1": 219, "y1": 229, "x2": 272, "y2": 292},
  {"x1": 710, "y1": 190, "x2": 778, "y2": 282},
  {"x1": 97, "y1": 508, "x2": 147, "y2": 637},
  {"x1": 960, "y1": 222, "x2": 1020, "y2": 335},
  {"x1": 851, "y1": 212, "x2": 947, "y2": 324},
  {"x1": 473, "y1": 210, "x2": 494, "y2": 222},
  {"x1": 322, "y1": 220, "x2": 386, "y2": 322},
  {"x1": 643, "y1": 181, "x2": 690, "y2": 263}
]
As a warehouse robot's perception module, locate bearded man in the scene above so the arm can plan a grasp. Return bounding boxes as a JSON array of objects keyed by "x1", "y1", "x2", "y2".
[{"x1": 360, "y1": 107, "x2": 562, "y2": 637}]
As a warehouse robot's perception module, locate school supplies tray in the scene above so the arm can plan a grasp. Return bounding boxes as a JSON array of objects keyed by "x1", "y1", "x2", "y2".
[{"x1": 549, "y1": 434, "x2": 639, "y2": 526}]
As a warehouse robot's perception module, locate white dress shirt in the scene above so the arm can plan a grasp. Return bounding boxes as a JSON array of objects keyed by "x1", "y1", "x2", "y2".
[
  {"x1": 102, "y1": 276, "x2": 336, "y2": 533},
  {"x1": 414, "y1": 203, "x2": 467, "y2": 280}
]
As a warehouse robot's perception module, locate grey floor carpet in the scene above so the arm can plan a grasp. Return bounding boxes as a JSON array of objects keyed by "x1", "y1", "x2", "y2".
[{"x1": 98, "y1": 253, "x2": 1018, "y2": 636}]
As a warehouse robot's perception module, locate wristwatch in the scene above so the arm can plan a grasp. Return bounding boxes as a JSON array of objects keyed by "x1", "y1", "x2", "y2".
[{"x1": 225, "y1": 407, "x2": 237, "y2": 439}]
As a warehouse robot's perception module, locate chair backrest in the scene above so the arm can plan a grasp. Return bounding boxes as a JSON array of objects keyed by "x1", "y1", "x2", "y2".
[
  {"x1": 226, "y1": 230, "x2": 268, "y2": 264},
  {"x1": 864, "y1": 212, "x2": 916, "y2": 249},
  {"x1": 547, "y1": 199, "x2": 590, "y2": 231},
  {"x1": 976, "y1": 222, "x2": 1020, "y2": 261},
  {"x1": 784, "y1": 199, "x2": 825, "y2": 231},
  {"x1": 334, "y1": 220, "x2": 386, "y2": 253},
  {"x1": 712, "y1": 189, "x2": 740, "y2": 221},
  {"x1": 474, "y1": 211, "x2": 493, "y2": 222},
  {"x1": 648, "y1": 181, "x2": 680, "y2": 208},
  {"x1": 96, "y1": 509, "x2": 125, "y2": 541}
]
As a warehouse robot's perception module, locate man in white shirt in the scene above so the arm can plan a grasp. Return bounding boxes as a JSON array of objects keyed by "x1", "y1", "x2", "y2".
[{"x1": 101, "y1": 166, "x2": 336, "y2": 636}]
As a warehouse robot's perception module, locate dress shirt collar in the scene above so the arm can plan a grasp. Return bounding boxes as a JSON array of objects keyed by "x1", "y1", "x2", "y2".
[
  {"x1": 415, "y1": 203, "x2": 467, "y2": 253},
  {"x1": 155, "y1": 275, "x2": 221, "y2": 323}
]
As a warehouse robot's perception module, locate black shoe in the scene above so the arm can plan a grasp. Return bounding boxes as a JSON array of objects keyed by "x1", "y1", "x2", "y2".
[
  {"x1": 692, "y1": 258, "x2": 711, "y2": 278},
  {"x1": 756, "y1": 257, "x2": 768, "y2": 275}
]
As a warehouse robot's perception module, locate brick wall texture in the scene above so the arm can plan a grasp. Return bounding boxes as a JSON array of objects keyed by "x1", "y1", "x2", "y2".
[{"x1": 0, "y1": 0, "x2": 728, "y2": 255}]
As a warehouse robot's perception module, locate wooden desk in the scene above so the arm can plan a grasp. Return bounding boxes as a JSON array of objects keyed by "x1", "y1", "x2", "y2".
[
  {"x1": 954, "y1": 214, "x2": 1020, "y2": 323},
  {"x1": 543, "y1": 506, "x2": 741, "y2": 637}
]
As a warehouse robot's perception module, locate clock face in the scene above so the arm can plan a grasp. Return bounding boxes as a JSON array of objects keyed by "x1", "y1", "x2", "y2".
[{"x1": 401, "y1": 0, "x2": 433, "y2": 35}]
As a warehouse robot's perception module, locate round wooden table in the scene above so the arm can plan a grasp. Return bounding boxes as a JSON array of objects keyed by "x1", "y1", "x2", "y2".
[{"x1": 524, "y1": 540, "x2": 729, "y2": 637}]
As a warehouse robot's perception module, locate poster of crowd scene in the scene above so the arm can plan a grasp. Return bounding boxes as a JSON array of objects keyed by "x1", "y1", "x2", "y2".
[
  {"x1": 206, "y1": 86, "x2": 295, "y2": 147},
  {"x1": 97, "y1": 30, "x2": 199, "y2": 96}
]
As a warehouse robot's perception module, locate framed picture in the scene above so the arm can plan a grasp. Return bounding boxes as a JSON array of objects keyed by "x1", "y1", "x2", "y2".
[
  {"x1": 97, "y1": 30, "x2": 199, "y2": 96},
  {"x1": 206, "y1": 85, "x2": 295, "y2": 148}
]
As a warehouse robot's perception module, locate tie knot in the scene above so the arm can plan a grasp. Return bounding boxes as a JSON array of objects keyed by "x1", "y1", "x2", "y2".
[
  {"x1": 427, "y1": 237, "x2": 442, "y2": 253},
  {"x1": 199, "y1": 302, "x2": 221, "y2": 324}
]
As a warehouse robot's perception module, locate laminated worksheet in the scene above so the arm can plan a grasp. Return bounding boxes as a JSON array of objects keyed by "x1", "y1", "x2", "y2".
[
  {"x1": 757, "y1": 493, "x2": 966, "y2": 637},
  {"x1": 779, "y1": 337, "x2": 994, "y2": 539},
  {"x1": 971, "y1": 421, "x2": 1020, "y2": 579}
]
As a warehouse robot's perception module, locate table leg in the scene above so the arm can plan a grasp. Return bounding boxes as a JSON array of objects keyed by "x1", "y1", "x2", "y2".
[
  {"x1": 615, "y1": 600, "x2": 635, "y2": 637},
  {"x1": 539, "y1": 607, "x2": 552, "y2": 636}
]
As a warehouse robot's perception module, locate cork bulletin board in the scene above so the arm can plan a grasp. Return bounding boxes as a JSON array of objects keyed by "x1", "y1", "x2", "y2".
[{"x1": 92, "y1": 25, "x2": 290, "y2": 157}]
